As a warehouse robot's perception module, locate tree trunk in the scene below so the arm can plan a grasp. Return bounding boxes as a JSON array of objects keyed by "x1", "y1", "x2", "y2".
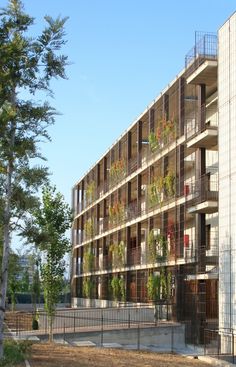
[
  {"x1": 0, "y1": 98, "x2": 15, "y2": 358},
  {"x1": 0, "y1": 162, "x2": 13, "y2": 358},
  {"x1": 49, "y1": 315, "x2": 53, "y2": 343}
]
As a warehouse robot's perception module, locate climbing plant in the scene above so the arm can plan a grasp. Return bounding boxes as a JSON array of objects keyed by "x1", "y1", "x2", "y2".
[
  {"x1": 84, "y1": 218, "x2": 95, "y2": 238},
  {"x1": 86, "y1": 181, "x2": 96, "y2": 205},
  {"x1": 147, "y1": 230, "x2": 168, "y2": 263},
  {"x1": 147, "y1": 273, "x2": 160, "y2": 301},
  {"x1": 109, "y1": 201, "x2": 125, "y2": 224},
  {"x1": 147, "y1": 177, "x2": 165, "y2": 207},
  {"x1": 110, "y1": 276, "x2": 120, "y2": 301},
  {"x1": 109, "y1": 241, "x2": 125, "y2": 268},
  {"x1": 109, "y1": 159, "x2": 126, "y2": 186},
  {"x1": 83, "y1": 277, "x2": 95, "y2": 298},
  {"x1": 83, "y1": 246, "x2": 95, "y2": 273},
  {"x1": 164, "y1": 170, "x2": 175, "y2": 197}
]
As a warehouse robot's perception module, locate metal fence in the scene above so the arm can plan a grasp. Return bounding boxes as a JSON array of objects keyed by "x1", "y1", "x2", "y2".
[
  {"x1": 204, "y1": 328, "x2": 236, "y2": 364},
  {"x1": 5, "y1": 307, "x2": 184, "y2": 352}
]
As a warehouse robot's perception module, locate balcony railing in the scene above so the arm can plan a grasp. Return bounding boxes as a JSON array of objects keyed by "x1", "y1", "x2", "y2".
[
  {"x1": 185, "y1": 106, "x2": 218, "y2": 141},
  {"x1": 185, "y1": 174, "x2": 218, "y2": 205},
  {"x1": 75, "y1": 130, "x2": 181, "y2": 215},
  {"x1": 185, "y1": 32, "x2": 217, "y2": 79}
]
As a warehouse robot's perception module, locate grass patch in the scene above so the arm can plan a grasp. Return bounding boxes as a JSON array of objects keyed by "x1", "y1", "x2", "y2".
[{"x1": 0, "y1": 339, "x2": 32, "y2": 366}]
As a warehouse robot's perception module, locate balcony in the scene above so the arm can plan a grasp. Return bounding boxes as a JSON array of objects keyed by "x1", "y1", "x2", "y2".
[
  {"x1": 186, "y1": 174, "x2": 218, "y2": 214},
  {"x1": 186, "y1": 107, "x2": 218, "y2": 150},
  {"x1": 185, "y1": 32, "x2": 217, "y2": 85},
  {"x1": 186, "y1": 126, "x2": 217, "y2": 150},
  {"x1": 186, "y1": 59, "x2": 217, "y2": 86}
]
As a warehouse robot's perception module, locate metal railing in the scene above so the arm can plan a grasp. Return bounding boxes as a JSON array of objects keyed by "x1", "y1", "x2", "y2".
[
  {"x1": 204, "y1": 328, "x2": 236, "y2": 364},
  {"x1": 185, "y1": 31, "x2": 218, "y2": 79}
]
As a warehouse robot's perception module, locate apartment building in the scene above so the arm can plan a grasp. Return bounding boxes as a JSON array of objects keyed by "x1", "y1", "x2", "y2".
[{"x1": 71, "y1": 12, "x2": 236, "y2": 346}]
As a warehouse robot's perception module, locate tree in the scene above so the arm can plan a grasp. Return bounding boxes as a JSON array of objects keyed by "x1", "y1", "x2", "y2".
[
  {"x1": 0, "y1": 0, "x2": 68, "y2": 357},
  {"x1": 30, "y1": 257, "x2": 41, "y2": 312},
  {"x1": 23, "y1": 186, "x2": 72, "y2": 342},
  {"x1": 20, "y1": 268, "x2": 30, "y2": 292},
  {"x1": 7, "y1": 251, "x2": 21, "y2": 311}
]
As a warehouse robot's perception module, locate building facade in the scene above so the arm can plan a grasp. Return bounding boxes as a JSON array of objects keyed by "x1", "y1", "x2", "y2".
[{"x1": 71, "y1": 13, "x2": 236, "y2": 345}]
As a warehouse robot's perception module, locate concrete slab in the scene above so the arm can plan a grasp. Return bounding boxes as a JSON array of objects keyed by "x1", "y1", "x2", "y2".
[
  {"x1": 54, "y1": 339, "x2": 68, "y2": 345},
  {"x1": 103, "y1": 343, "x2": 122, "y2": 348},
  {"x1": 13, "y1": 335, "x2": 40, "y2": 341},
  {"x1": 124, "y1": 344, "x2": 150, "y2": 351},
  {"x1": 73, "y1": 341, "x2": 96, "y2": 347}
]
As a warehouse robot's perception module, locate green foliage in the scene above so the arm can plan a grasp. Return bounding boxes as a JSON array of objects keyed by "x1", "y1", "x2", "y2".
[
  {"x1": 82, "y1": 277, "x2": 94, "y2": 298},
  {"x1": 84, "y1": 218, "x2": 95, "y2": 238},
  {"x1": 32, "y1": 318, "x2": 39, "y2": 330},
  {"x1": 147, "y1": 230, "x2": 167, "y2": 263},
  {"x1": 7, "y1": 252, "x2": 21, "y2": 311},
  {"x1": 83, "y1": 246, "x2": 95, "y2": 273},
  {"x1": 0, "y1": 339, "x2": 32, "y2": 367},
  {"x1": 147, "y1": 273, "x2": 160, "y2": 301},
  {"x1": 20, "y1": 268, "x2": 30, "y2": 292},
  {"x1": 31, "y1": 266, "x2": 41, "y2": 311},
  {"x1": 110, "y1": 276, "x2": 126, "y2": 302},
  {"x1": 0, "y1": 0, "x2": 69, "y2": 352},
  {"x1": 86, "y1": 181, "x2": 96, "y2": 205},
  {"x1": 148, "y1": 131, "x2": 159, "y2": 152},
  {"x1": 110, "y1": 276, "x2": 120, "y2": 301},
  {"x1": 147, "y1": 177, "x2": 164, "y2": 207},
  {"x1": 108, "y1": 201, "x2": 125, "y2": 224},
  {"x1": 22, "y1": 186, "x2": 72, "y2": 332},
  {"x1": 109, "y1": 241, "x2": 125, "y2": 268},
  {"x1": 119, "y1": 277, "x2": 126, "y2": 302},
  {"x1": 160, "y1": 268, "x2": 172, "y2": 300},
  {"x1": 109, "y1": 159, "x2": 126, "y2": 185},
  {"x1": 147, "y1": 269, "x2": 172, "y2": 302},
  {"x1": 165, "y1": 170, "x2": 175, "y2": 197}
]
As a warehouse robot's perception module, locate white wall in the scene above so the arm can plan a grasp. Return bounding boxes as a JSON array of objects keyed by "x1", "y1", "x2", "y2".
[{"x1": 218, "y1": 12, "x2": 236, "y2": 336}]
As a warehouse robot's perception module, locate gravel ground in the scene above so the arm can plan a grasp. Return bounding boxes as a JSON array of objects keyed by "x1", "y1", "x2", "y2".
[{"x1": 28, "y1": 343, "x2": 210, "y2": 367}]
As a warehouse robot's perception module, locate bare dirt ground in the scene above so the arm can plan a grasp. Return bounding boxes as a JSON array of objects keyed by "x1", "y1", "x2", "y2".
[{"x1": 28, "y1": 343, "x2": 210, "y2": 367}]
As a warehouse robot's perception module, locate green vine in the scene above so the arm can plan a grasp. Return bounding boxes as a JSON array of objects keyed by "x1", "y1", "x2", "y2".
[
  {"x1": 109, "y1": 241, "x2": 125, "y2": 268},
  {"x1": 147, "y1": 269, "x2": 172, "y2": 302},
  {"x1": 109, "y1": 201, "x2": 125, "y2": 224},
  {"x1": 83, "y1": 246, "x2": 95, "y2": 273},
  {"x1": 109, "y1": 159, "x2": 126, "y2": 185},
  {"x1": 147, "y1": 177, "x2": 164, "y2": 207},
  {"x1": 148, "y1": 131, "x2": 159, "y2": 152},
  {"x1": 160, "y1": 268, "x2": 172, "y2": 300},
  {"x1": 86, "y1": 181, "x2": 96, "y2": 204},
  {"x1": 147, "y1": 273, "x2": 160, "y2": 301},
  {"x1": 84, "y1": 218, "x2": 95, "y2": 238},
  {"x1": 165, "y1": 170, "x2": 175, "y2": 197},
  {"x1": 83, "y1": 277, "x2": 95, "y2": 298},
  {"x1": 147, "y1": 230, "x2": 168, "y2": 263},
  {"x1": 110, "y1": 276, "x2": 120, "y2": 301},
  {"x1": 148, "y1": 117, "x2": 176, "y2": 153},
  {"x1": 110, "y1": 275, "x2": 126, "y2": 301}
]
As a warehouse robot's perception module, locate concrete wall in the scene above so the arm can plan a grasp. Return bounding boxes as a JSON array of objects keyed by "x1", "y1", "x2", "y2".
[
  {"x1": 218, "y1": 12, "x2": 236, "y2": 343},
  {"x1": 40, "y1": 324, "x2": 185, "y2": 352}
]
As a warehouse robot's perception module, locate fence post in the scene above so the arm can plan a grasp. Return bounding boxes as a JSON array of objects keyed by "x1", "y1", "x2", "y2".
[
  {"x1": 171, "y1": 326, "x2": 174, "y2": 353},
  {"x1": 74, "y1": 312, "x2": 75, "y2": 332},
  {"x1": 63, "y1": 322, "x2": 65, "y2": 343},
  {"x1": 232, "y1": 331, "x2": 234, "y2": 364},
  {"x1": 204, "y1": 329, "x2": 206, "y2": 356},
  {"x1": 128, "y1": 309, "x2": 130, "y2": 329},
  {"x1": 101, "y1": 313, "x2": 103, "y2": 347},
  {"x1": 137, "y1": 324, "x2": 140, "y2": 350}
]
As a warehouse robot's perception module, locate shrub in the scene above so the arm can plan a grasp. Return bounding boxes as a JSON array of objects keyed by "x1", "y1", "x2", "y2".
[{"x1": 0, "y1": 339, "x2": 32, "y2": 366}]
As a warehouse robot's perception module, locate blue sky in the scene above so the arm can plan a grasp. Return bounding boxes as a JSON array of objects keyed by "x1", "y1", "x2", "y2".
[{"x1": 2, "y1": 0, "x2": 236, "y2": 205}]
